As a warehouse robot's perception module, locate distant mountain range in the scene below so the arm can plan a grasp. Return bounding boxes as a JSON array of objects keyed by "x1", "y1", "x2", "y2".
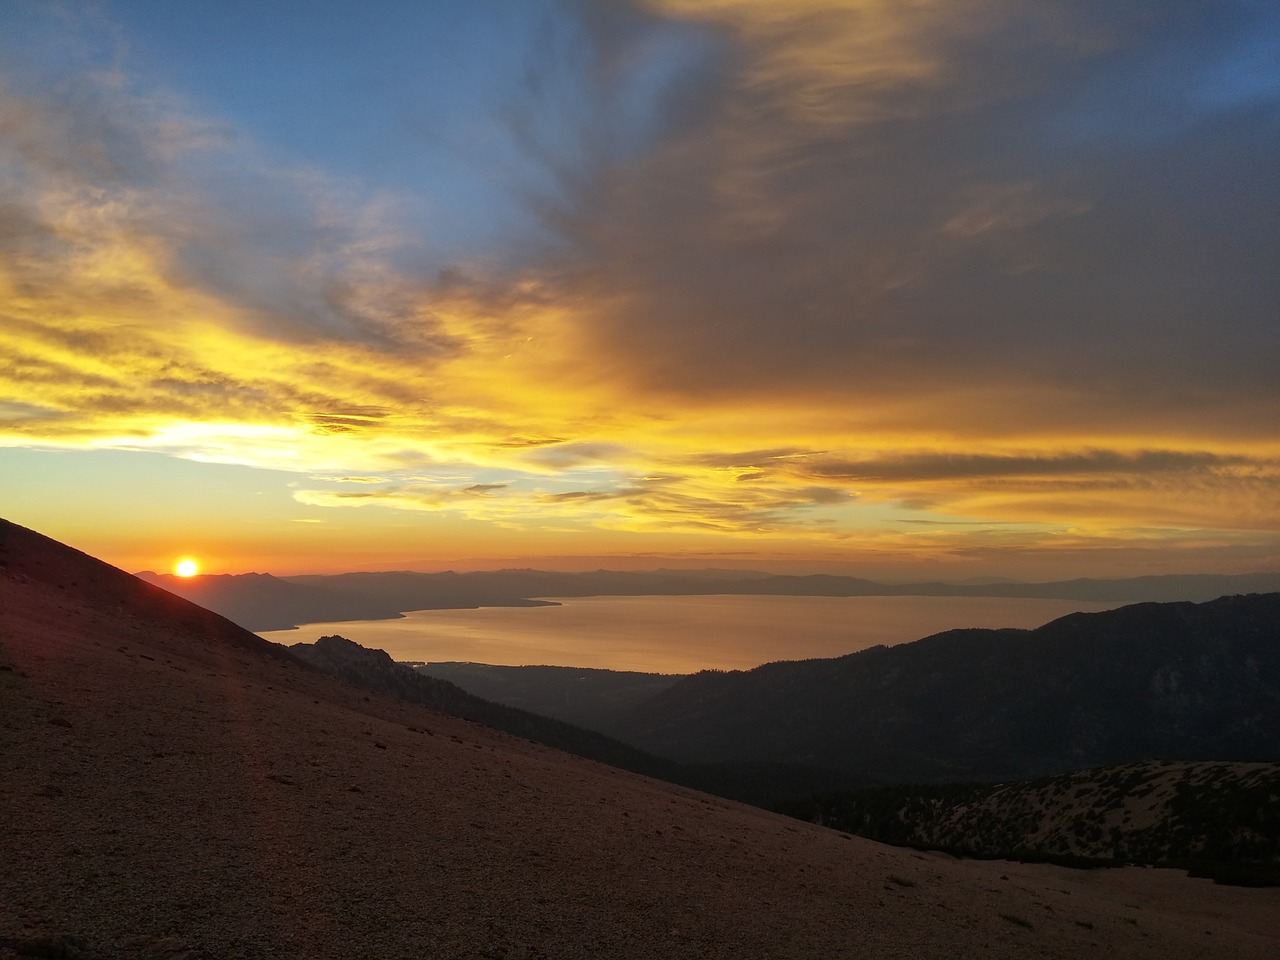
[
  {"x1": 134, "y1": 570, "x2": 405, "y2": 631},
  {"x1": 292, "y1": 634, "x2": 844, "y2": 808},
  {"x1": 274, "y1": 597, "x2": 1280, "y2": 884},
  {"x1": 135, "y1": 559, "x2": 1280, "y2": 793},
  {"x1": 602, "y1": 594, "x2": 1280, "y2": 784},
  {"x1": 290, "y1": 635, "x2": 684, "y2": 780},
  {"x1": 130, "y1": 558, "x2": 1280, "y2": 795},
  {"x1": 423, "y1": 595, "x2": 1280, "y2": 788},
  {"x1": 138, "y1": 567, "x2": 1280, "y2": 632}
]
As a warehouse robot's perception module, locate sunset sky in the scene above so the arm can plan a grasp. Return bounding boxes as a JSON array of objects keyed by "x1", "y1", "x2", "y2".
[{"x1": 2, "y1": 1, "x2": 1278, "y2": 579}]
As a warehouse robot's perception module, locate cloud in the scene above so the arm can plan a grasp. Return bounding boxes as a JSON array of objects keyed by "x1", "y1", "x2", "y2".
[
  {"x1": 0, "y1": 52, "x2": 479, "y2": 356},
  {"x1": 522, "y1": 441, "x2": 634, "y2": 470},
  {"x1": 524, "y1": 0, "x2": 1279, "y2": 431},
  {"x1": 292, "y1": 470, "x2": 856, "y2": 537},
  {"x1": 797, "y1": 447, "x2": 1280, "y2": 534},
  {"x1": 1, "y1": 2, "x2": 1277, "y2": 571},
  {"x1": 0, "y1": 60, "x2": 596, "y2": 474},
  {"x1": 684, "y1": 448, "x2": 820, "y2": 469},
  {"x1": 464, "y1": 483, "x2": 509, "y2": 495},
  {"x1": 804, "y1": 450, "x2": 1253, "y2": 483}
]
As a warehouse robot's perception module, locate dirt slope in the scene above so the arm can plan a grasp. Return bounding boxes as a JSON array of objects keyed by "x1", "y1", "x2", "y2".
[{"x1": 2, "y1": 519, "x2": 1277, "y2": 959}]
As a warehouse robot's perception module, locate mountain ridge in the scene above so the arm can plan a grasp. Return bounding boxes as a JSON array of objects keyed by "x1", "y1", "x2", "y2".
[
  {"x1": 290, "y1": 634, "x2": 844, "y2": 806},
  {"x1": 606, "y1": 594, "x2": 1280, "y2": 782},
  {"x1": 140, "y1": 566, "x2": 1280, "y2": 632}
]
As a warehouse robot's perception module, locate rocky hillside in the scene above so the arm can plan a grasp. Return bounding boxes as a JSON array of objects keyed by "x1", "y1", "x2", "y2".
[
  {"x1": 290, "y1": 634, "x2": 684, "y2": 783},
  {"x1": 16, "y1": 518, "x2": 1280, "y2": 958},
  {"x1": 781, "y1": 760, "x2": 1280, "y2": 885},
  {"x1": 292, "y1": 635, "x2": 844, "y2": 807},
  {"x1": 610, "y1": 594, "x2": 1280, "y2": 783}
]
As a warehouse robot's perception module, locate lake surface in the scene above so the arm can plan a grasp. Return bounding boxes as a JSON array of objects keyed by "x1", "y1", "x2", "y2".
[{"x1": 260, "y1": 594, "x2": 1125, "y2": 674}]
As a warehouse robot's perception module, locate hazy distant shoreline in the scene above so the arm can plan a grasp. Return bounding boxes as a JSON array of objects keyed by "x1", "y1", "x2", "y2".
[
  {"x1": 259, "y1": 594, "x2": 1128, "y2": 674},
  {"x1": 144, "y1": 567, "x2": 1280, "y2": 634}
]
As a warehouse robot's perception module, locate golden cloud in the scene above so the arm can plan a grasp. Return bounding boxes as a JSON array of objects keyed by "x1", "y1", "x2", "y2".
[{"x1": 2, "y1": 3, "x2": 1278, "y2": 570}]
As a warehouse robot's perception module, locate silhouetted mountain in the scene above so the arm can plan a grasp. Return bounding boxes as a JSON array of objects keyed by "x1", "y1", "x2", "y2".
[
  {"x1": 909, "y1": 573, "x2": 1280, "y2": 602},
  {"x1": 135, "y1": 570, "x2": 403, "y2": 631},
  {"x1": 289, "y1": 569, "x2": 1280, "y2": 605},
  {"x1": 290, "y1": 635, "x2": 683, "y2": 782},
  {"x1": 284, "y1": 568, "x2": 726, "y2": 610},
  {"x1": 608, "y1": 594, "x2": 1280, "y2": 784},
  {"x1": 5, "y1": 525, "x2": 298, "y2": 664},
  {"x1": 778, "y1": 760, "x2": 1280, "y2": 886},
  {"x1": 294, "y1": 636, "x2": 843, "y2": 808}
]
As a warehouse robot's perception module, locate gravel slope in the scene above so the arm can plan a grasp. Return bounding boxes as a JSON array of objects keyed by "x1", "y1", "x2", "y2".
[{"x1": 2, "y1": 519, "x2": 1277, "y2": 959}]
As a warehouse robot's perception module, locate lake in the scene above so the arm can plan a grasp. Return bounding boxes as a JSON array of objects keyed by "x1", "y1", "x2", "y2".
[{"x1": 259, "y1": 594, "x2": 1125, "y2": 674}]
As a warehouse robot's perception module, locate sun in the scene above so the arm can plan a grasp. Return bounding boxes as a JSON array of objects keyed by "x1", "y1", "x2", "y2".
[{"x1": 174, "y1": 558, "x2": 200, "y2": 578}]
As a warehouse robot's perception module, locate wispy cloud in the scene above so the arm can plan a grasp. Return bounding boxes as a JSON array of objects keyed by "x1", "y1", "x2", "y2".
[{"x1": 804, "y1": 450, "x2": 1256, "y2": 483}]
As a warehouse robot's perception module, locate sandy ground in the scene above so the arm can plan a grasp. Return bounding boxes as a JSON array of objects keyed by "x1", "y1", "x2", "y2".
[{"x1": 2, "y1": 520, "x2": 1278, "y2": 959}]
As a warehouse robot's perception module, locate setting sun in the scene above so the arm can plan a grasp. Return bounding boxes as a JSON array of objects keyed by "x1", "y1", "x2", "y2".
[{"x1": 174, "y1": 558, "x2": 200, "y2": 578}]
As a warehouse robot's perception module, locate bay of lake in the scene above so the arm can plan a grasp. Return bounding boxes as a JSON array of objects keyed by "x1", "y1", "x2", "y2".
[{"x1": 259, "y1": 594, "x2": 1125, "y2": 674}]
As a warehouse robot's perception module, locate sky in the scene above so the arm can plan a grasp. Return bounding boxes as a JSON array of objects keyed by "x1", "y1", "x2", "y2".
[{"x1": 1, "y1": 0, "x2": 1278, "y2": 579}]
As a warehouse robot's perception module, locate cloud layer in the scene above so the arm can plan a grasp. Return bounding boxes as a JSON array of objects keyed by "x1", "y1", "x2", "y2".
[{"x1": 1, "y1": 0, "x2": 1278, "y2": 573}]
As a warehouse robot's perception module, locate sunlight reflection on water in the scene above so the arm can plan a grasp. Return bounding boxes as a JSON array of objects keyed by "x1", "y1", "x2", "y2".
[{"x1": 260, "y1": 594, "x2": 1124, "y2": 674}]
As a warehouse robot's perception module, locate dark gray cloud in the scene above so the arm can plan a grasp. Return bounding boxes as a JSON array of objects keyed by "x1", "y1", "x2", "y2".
[
  {"x1": 684, "y1": 448, "x2": 822, "y2": 469},
  {"x1": 464, "y1": 483, "x2": 509, "y2": 495},
  {"x1": 523, "y1": 441, "x2": 633, "y2": 469},
  {"x1": 528, "y1": 1, "x2": 1280, "y2": 433},
  {"x1": 805, "y1": 449, "x2": 1254, "y2": 483}
]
